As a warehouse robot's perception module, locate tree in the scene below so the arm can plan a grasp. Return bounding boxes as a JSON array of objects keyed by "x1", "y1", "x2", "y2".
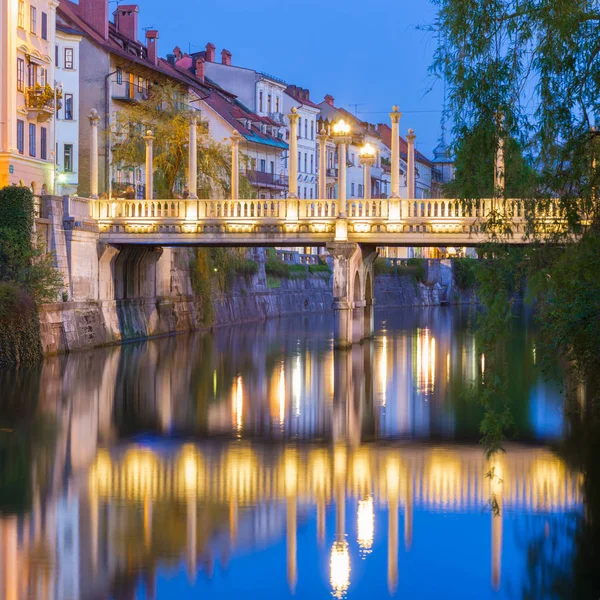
[{"x1": 109, "y1": 82, "x2": 248, "y2": 199}]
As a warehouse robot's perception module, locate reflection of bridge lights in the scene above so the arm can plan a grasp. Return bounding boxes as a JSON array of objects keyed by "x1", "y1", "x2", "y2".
[
  {"x1": 310, "y1": 451, "x2": 330, "y2": 496},
  {"x1": 292, "y1": 356, "x2": 301, "y2": 417},
  {"x1": 179, "y1": 446, "x2": 200, "y2": 494},
  {"x1": 531, "y1": 456, "x2": 567, "y2": 509},
  {"x1": 352, "y1": 450, "x2": 371, "y2": 494},
  {"x1": 330, "y1": 539, "x2": 350, "y2": 598},
  {"x1": 279, "y1": 362, "x2": 286, "y2": 427},
  {"x1": 426, "y1": 451, "x2": 462, "y2": 508},
  {"x1": 232, "y1": 375, "x2": 243, "y2": 436},
  {"x1": 386, "y1": 456, "x2": 401, "y2": 497},
  {"x1": 481, "y1": 353, "x2": 486, "y2": 382},
  {"x1": 90, "y1": 450, "x2": 112, "y2": 496},
  {"x1": 357, "y1": 497, "x2": 374, "y2": 556},
  {"x1": 284, "y1": 450, "x2": 298, "y2": 495},
  {"x1": 378, "y1": 336, "x2": 388, "y2": 407},
  {"x1": 123, "y1": 448, "x2": 159, "y2": 499},
  {"x1": 415, "y1": 328, "x2": 436, "y2": 395}
]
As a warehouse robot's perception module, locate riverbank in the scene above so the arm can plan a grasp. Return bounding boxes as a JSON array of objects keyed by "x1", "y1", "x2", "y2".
[{"x1": 38, "y1": 251, "x2": 476, "y2": 356}]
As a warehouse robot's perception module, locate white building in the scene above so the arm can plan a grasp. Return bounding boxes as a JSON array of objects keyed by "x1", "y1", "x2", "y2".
[
  {"x1": 54, "y1": 22, "x2": 82, "y2": 196},
  {"x1": 0, "y1": 0, "x2": 59, "y2": 193}
]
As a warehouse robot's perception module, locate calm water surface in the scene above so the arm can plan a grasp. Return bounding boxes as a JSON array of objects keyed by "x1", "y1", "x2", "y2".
[{"x1": 0, "y1": 307, "x2": 592, "y2": 599}]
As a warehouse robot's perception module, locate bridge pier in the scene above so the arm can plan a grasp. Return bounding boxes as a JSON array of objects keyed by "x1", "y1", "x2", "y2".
[{"x1": 327, "y1": 242, "x2": 377, "y2": 349}]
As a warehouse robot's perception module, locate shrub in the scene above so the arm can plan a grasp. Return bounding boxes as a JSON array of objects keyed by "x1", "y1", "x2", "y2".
[
  {"x1": 288, "y1": 264, "x2": 308, "y2": 278},
  {"x1": 266, "y1": 276, "x2": 281, "y2": 289},
  {"x1": 454, "y1": 257, "x2": 478, "y2": 290},
  {"x1": 235, "y1": 259, "x2": 259, "y2": 277},
  {"x1": 308, "y1": 263, "x2": 332, "y2": 274},
  {"x1": 265, "y1": 259, "x2": 290, "y2": 278},
  {"x1": 407, "y1": 258, "x2": 426, "y2": 283},
  {"x1": 374, "y1": 258, "x2": 395, "y2": 275}
]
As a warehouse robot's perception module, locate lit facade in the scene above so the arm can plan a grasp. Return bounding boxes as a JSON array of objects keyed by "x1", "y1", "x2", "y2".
[{"x1": 0, "y1": 0, "x2": 59, "y2": 193}]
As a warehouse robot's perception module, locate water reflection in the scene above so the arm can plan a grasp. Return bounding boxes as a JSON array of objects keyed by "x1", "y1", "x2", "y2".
[{"x1": 0, "y1": 308, "x2": 583, "y2": 599}]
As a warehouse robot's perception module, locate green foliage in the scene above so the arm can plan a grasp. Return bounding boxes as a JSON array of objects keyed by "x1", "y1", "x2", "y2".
[
  {"x1": 453, "y1": 258, "x2": 478, "y2": 290},
  {"x1": 374, "y1": 258, "x2": 395, "y2": 275},
  {"x1": 266, "y1": 276, "x2": 281, "y2": 289},
  {"x1": 308, "y1": 263, "x2": 332, "y2": 274},
  {"x1": 0, "y1": 186, "x2": 34, "y2": 241},
  {"x1": 265, "y1": 258, "x2": 290, "y2": 278},
  {"x1": 235, "y1": 259, "x2": 259, "y2": 277},
  {"x1": 406, "y1": 258, "x2": 426, "y2": 283},
  {"x1": 288, "y1": 264, "x2": 308, "y2": 278}
]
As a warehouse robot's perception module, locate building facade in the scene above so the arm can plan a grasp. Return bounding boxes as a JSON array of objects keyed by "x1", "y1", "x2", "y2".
[{"x1": 0, "y1": 0, "x2": 59, "y2": 194}]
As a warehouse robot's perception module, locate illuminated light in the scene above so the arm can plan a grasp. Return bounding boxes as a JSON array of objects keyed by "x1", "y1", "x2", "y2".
[
  {"x1": 357, "y1": 496, "x2": 374, "y2": 556},
  {"x1": 446, "y1": 352, "x2": 451, "y2": 383},
  {"x1": 278, "y1": 361, "x2": 286, "y2": 427},
  {"x1": 292, "y1": 355, "x2": 301, "y2": 417},
  {"x1": 378, "y1": 336, "x2": 387, "y2": 407},
  {"x1": 532, "y1": 344, "x2": 537, "y2": 365},
  {"x1": 332, "y1": 119, "x2": 351, "y2": 136},
  {"x1": 330, "y1": 540, "x2": 351, "y2": 598},
  {"x1": 481, "y1": 353, "x2": 486, "y2": 381},
  {"x1": 359, "y1": 143, "x2": 376, "y2": 158},
  {"x1": 232, "y1": 375, "x2": 243, "y2": 436},
  {"x1": 416, "y1": 328, "x2": 436, "y2": 395},
  {"x1": 213, "y1": 369, "x2": 217, "y2": 398}
]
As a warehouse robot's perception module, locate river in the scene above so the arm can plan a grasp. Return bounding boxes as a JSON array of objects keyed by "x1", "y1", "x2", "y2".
[{"x1": 0, "y1": 307, "x2": 593, "y2": 599}]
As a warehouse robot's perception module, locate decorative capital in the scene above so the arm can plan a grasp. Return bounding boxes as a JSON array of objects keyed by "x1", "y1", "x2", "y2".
[
  {"x1": 390, "y1": 105, "x2": 402, "y2": 124},
  {"x1": 88, "y1": 108, "x2": 100, "y2": 126},
  {"x1": 230, "y1": 130, "x2": 243, "y2": 144},
  {"x1": 189, "y1": 112, "x2": 199, "y2": 126},
  {"x1": 316, "y1": 127, "x2": 329, "y2": 143},
  {"x1": 143, "y1": 130, "x2": 154, "y2": 143},
  {"x1": 406, "y1": 128, "x2": 416, "y2": 143},
  {"x1": 288, "y1": 108, "x2": 300, "y2": 125}
]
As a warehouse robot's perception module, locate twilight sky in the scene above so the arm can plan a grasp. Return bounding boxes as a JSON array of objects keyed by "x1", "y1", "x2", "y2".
[{"x1": 132, "y1": 0, "x2": 446, "y2": 156}]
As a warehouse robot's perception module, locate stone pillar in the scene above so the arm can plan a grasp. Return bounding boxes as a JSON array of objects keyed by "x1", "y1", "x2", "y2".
[
  {"x1": 406, "y1": 128, "x2": 416, "y2": 200},
  {"x1": 494, "y1": 115, "x2": 505, "y2": 199},
  {"x1": 188, "y1": 113, "x2": 198, "y2": 199},
  {"x1": 326, "y1": 242, "x2": 377, "y2": 348},
  {"x1": 317, "y1": 129, "x2": 328, "y2": 199},
  {"x1": 335, "y1": 138, "x2": 350, "y2": 241},
  {"x1": 288, "y1": 108, "x2": 299, "y2": 198},
  {"x1": 231, "y1": 130, "x2": 242, "y2": 200},
  {"x1": 89, "y1": 109, "x2": 100, "y2": 203},
  {"x1": 360, "y1": 154, "x2": 375, "y2": 200},
  {"x1": 143, "y1": 130, "x2": 154, "y2": 200},
  {"x1": 389, "y1": 106, "x2": 402, "y2": 221}
]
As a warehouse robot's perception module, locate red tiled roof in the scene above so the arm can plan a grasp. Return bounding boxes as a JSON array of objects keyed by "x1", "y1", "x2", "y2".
[
  {"x1": 285, "y1": 85, "x2": 320, "y2": 109},
  {"x1": 377, "y1": 123, "x2": 432, "y2": 166}
]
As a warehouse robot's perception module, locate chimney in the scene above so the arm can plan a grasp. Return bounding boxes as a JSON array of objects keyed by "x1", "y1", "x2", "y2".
[
  {"x1": 79, "y1": 0, "x2": 109, "y2": 40},
  {"x1": 196, "y1": 58, "x2": 205, "y2": 83},
  {"x1": 221, "y1": 48, "x2": 232, "y2": 66},
  {"x1": 166, "y1": 53, "x2": 175, "y2": 65},
  {"x1": 173, "y1": 46, "x2": 182, "y2": 61},
  {"x1": 324, "y1": 94, "x2": 335, "y2": 107},
  {"x1": 145, "y1": 29, "x2": 159, "y2": 66},
  {"x1": 113, "y1": 4, "x2": 139, "y2": 41},
  {"x1": 205, "y1": 42, "x2": 215, "y2": 62}
]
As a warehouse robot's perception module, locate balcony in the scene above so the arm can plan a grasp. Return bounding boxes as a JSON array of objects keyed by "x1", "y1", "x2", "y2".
[
  {"x1": 246, "y1": 170, "x2": 288, "y2": 189},
  {"x1": 111, "y1": 80, "x2": 148, "y2": 104},
  {"x1": 25, "y1": 85, "x2": 56, "y2": 122}
]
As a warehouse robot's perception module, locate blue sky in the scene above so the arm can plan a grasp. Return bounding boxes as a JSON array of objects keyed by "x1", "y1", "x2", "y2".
[{"x1": 132, "y1": 0, "x2": 446, "y2": 156}]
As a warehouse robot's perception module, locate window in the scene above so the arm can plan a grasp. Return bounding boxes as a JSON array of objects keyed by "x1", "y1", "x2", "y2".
[
  {"x1": 29, "y1": 124, "x2": 36, "y2": 157},
  {"x1": 55, "y1": 45, "x2": 59, "y2": 67},
  {"x1": 275, "y1": 97, "x2": 279, "y2": 112},
  {"x1": 64, "y1": 48, "x2": 74, "y2": 70},
  {"x1": 116, "y1": 67, "x2": 122, "y2": 84},
  {"x1": 310, "y1": 188, "x2": 313, "y2": 199},
  {"x1": 39, "y1": 68, "x2": 46, "y2": 87},
  {"x1": 17, "y1": 59, "x2": 24, "y2": 92},
  {"x1": 18, "y1": 1, "x2": 24, "y2": 28},
  {"x1": 28, "y1": 63, "x2": 36, "y2": 87},
  {"x1": 137, "y1": 76, "x2": 143, "y2": 93},
  {"x1": 358, "y1": 184, "x2": 363, "y2": 197},
  {"x1": 351, "y1": 182, "x2": 355, "y2": 196},
  {"x1": 270, "y1": 160, "x2": 274, "y2": 174},
  {"x1": 311, "y1": 121, "x2": 314, "y2": 140},
  {"x1": 17, "y1": 121, "x2": 24, "y2": 154},
  {"x1": 64, "y1": 94, "x2": 73, "y2": 120},
  {"x1": 40, "y1": 127, "x2": 47, "y2": 160},
  {"x1": 64, "y1": 144, "x2": 73, "y2": 172},
  {"x1": 259, "y1": 90, "x2": 263, "y2": 112},
  {"x1": 267, "y1": 94, "x2": 271, "y2": 113},
  {"x1": 304, "y1": 120, "x2": 307, "y2": 139},
  {"x1": 298, "y1": 117, "x2": 302, "y2": 138},
  {"x1": 298, "y1": 151, "x2": 301, "y2": 172},
  {"x1": 30, "y1": 7, "x2": 37, "y2": 34},
  {"x1": 41, "y1": 12, "x2": 48, "y2": 39},
  {"x1": 310, "y1": 154, "x2": 314, "y2": 174},
  {"x1": 304, "y1": 153, "x2": 307, "y2": 173},
  {"x1": 260, "y1": 159, "x2": 266, "y2": 172}
]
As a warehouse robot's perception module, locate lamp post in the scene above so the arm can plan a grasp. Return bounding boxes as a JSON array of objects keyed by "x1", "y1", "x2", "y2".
[
  {"x1": 230, "y1": 130, "x2": 242, "y2": 201},
  {"x1": 89, "y1": 108, "x2": 100, "y2": 202},
  {"x1": 143, "y1": 130, "x2": 154, "y2": 201},
  {"x1": 359, "y1": 143, "x2": 376, "y2": 200},
  {"x1": 286, "y1": 108, "x2": 300, "y2": 222},
  {"x1": 406, "y1": 128, "x2": 416, "y2": 201},
  {"x1": 188, "y1": 111, "x2": 198, "y2": 199},
  {"x1": 332, "y1": 119, "x2": 352, "y2": 241},
  {"x1": 389, "y1": 106, "x2": 402, "y2": 222}
]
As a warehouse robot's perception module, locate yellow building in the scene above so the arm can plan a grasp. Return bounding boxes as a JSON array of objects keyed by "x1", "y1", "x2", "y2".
[{"x1": 0, "y1": 0, "x2": 58, "y2": 193}]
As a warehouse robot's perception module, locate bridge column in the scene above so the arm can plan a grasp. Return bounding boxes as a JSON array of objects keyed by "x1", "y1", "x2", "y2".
[
  {"x1": 327, "y1": 242, "x2": 377, "y2": 348},
  {"x1": 287, "y1": 108, "x2": 300, "y2": 222},
  {"x1": 231, "y1": 130, "x2": 242, "y2": 200},
  {"x1": 332, "y1": 125, "x2": 351, "y2": 241},
  {"x1": 317, "y1": 129, "x2": 328, "y2": 199},
  {"x1": 188, "y1": 112, "x2": 198, "y2": 200},
  {"x1": 144, "y1": 130, "x2": 154, "y2": 200},
  {"x1": 407, "y1": 128, "x2": 416, "y2": 200},
  {"x1": 389, "y1": 106, "x2": 402, "y2": 223},
  {"x1": 89, "y1": 109, "x2": 100, "y2": 206}
]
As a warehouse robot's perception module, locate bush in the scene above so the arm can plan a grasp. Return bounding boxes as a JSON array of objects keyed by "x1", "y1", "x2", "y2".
[
  {"x1": 235, "y1": 259, "x2": 259, "y2": 277},
  {"x1": 374, "y1": 258, "x2": 395, "y2": 275},
  {"x1": 407, "y1": 258, "x2": 426, "y2": 283},
  {"x1": 308, "y1": 263, "x2": 332, "y2": 274},
  {"x1": 288, "y1": 264, "x2": 308, "y2": 278},
  {"x1": 266, "y1": 276, "x2": 281, "y2": 289},
  {"x1": 265, "y1": 259, "x2": 290, "y2": 278},
  {"x1": 454, "y1": 257, "x2": 478, "y2": 290}
]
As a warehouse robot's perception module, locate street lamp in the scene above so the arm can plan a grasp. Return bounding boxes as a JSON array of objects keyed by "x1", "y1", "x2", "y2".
[
  {"x1": 359, "y1": 143, "x2": 376, "y2": 200},
  {"x1": 331, "y1": 119, "x2": 352, "y2": 240}
]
